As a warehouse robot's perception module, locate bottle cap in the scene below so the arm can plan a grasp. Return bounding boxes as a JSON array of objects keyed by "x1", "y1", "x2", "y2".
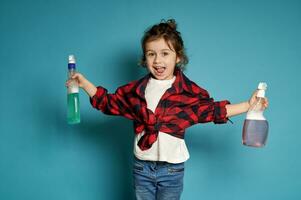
[{"x1": 257, "y1": 82, "x2": 267, "y2": 98}]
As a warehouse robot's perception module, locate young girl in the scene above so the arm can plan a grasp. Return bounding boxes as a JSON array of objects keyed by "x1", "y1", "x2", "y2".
[{"x1": 66, "y1": 19, "x2": 268, "y2": 200}]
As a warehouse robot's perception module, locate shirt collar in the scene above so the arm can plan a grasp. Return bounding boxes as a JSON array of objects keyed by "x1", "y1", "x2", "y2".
[{"x1": 135, "y1": 67, "x2": 197, "y2": 99}]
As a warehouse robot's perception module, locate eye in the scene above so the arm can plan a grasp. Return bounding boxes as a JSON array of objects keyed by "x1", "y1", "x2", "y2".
[
  {"x1": 162, "y1": 52, "x2": 169, "y2": 56},
  {"x1": 146, "y1": 52, "x2": 155, "y2": 57}
]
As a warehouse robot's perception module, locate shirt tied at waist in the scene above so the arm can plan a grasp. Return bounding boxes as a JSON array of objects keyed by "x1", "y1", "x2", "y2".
[{"x1": 137, "y1": 121, "x2": 162, "y2": 151}]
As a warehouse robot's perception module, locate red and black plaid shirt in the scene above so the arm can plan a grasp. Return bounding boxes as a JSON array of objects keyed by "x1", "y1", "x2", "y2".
[{"x1": 90, "y1": 67, "x2": 230, "y2": 151}]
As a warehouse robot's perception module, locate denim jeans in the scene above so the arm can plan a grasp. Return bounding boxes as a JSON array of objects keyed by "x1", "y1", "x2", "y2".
[{"x1": 133, "y1": 156, "x2": 184, "y2": 200}]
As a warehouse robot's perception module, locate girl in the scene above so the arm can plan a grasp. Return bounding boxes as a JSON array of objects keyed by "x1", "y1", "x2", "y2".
[{"x1": 66, "y1": 19, "x2": 268, "y2": 200}]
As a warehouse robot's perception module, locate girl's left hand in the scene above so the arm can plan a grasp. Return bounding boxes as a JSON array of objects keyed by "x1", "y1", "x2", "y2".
[{"x1": 249, "y1": 90, "x2": 269, "y2": 109}]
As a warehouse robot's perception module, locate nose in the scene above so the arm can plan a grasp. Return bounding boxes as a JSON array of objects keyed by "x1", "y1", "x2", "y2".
[{"x1": 154, "y1": 55, "x2": 161, "y2": 64}]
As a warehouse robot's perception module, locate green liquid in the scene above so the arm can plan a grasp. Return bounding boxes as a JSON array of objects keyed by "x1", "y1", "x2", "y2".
[{"x1": 67, "y1": 93, "x2": 80, "y2": 124}]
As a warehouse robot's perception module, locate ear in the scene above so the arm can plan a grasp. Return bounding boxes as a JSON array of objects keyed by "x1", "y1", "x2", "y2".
[{"x1": 176, "y1": 56, "x2": 181, "y2": 64}]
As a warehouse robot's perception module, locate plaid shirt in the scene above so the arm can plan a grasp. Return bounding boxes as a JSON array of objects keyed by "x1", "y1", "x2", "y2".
[{"x1": 90, "y1": 67, "x2": 230, "y2": 151}]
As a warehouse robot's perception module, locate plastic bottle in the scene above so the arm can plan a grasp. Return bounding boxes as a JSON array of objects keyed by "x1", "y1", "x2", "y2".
[
  {"x1": 67, "y1": 55, "x2": 80, "y2": 124},
  {"x1": 242, "y1": 82, "x2": 269, "y2": 147}
]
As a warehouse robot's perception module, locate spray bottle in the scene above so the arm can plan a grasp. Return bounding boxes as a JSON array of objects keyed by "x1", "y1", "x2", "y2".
[
  {"x1": 242, "y1": 82, "x2": 269, "y2": 147},
  {"x1": 67, "y1": 55, "x2": 80, "y2": 124}
]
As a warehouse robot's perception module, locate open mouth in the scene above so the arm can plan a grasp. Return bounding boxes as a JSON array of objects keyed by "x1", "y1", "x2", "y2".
[{"x1": 154, "y1": 66, "x2": 166, "y2": 75}]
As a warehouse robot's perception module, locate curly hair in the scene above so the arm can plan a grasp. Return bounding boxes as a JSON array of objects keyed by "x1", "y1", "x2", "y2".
[{"x1": 139, "y1": 19, "x2": 188, "y2": 70}]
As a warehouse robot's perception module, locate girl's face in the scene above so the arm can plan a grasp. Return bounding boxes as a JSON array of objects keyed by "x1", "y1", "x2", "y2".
[{"x1": 145, "y1": 38, "x2": 180, "y2": 80}]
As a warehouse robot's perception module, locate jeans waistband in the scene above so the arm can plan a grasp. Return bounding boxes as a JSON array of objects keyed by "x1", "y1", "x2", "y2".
[{"x1": 134, "y1": 156, "x2": 183, "y2": 166}]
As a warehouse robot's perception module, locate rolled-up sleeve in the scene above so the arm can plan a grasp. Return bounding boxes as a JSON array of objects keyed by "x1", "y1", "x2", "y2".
[
  {"x1": 212, "y1": 100, "x2": 231, "y2": 124},
  {"x1": 197, "y1": 96, "x2": 231, "y2": 124},
  {"x1": 90, "y1": 86, "x2": 112, "y2": 111},
  {"x1": 89, "y1": 85, "x2": 135, "y2": 120}
]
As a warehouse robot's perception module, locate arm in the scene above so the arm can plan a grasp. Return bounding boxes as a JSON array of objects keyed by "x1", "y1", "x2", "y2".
[
  {"x1": 225, "y1": 101, "x2": 250, "y2": 117},
  {"x1": 82, "y1": 79, "x2": 97, "y2": 97},
  {"x1": 197, "y1": 89, "x2": 268, "y2": 124},
  {"x1": 66, "y1": 73, "x2": 136, "y2": 119},
  {"x1": 225, "y1": 90, "x2": 269, "y2": 118}
]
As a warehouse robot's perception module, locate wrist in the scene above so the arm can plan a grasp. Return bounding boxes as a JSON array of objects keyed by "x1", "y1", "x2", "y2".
[
  {"x1": 81, "y1": 80, "x2": 90, "y2": 90},
  {"x1": 83, "y1": 81, "x2": 97, "y2": 97}
]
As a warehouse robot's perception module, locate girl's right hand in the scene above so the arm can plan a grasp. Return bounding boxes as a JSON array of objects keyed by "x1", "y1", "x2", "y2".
[{"x1": 65, "y1": 72, "x2": 87, "y2": 88}]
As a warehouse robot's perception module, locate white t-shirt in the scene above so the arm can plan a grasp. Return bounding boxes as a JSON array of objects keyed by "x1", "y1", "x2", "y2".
[{"x1": 133, "y1": 76, "x2": 190, "y2": 164}]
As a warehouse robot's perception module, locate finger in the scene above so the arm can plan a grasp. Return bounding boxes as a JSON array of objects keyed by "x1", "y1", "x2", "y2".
[
  {"x1": 264, "y1": 102, "x2": 269, "y2": 108},
  {"x1": 74, "y1": 72, "x2": 82, "y2": 78},
  {"x1": 252, "y1": 90, "x2": 259, "y2": 99},
  {"x1": 70, "y1": 73, "x2": 79, "y2": 79},
  {"x1": 65, "y1": 80, "x2": 73, "y2": 87}
]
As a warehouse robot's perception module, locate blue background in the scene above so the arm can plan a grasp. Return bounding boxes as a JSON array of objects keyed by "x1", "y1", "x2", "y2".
[{"x1": 0, "y1": 0, "x2": 300, "y2": 199}]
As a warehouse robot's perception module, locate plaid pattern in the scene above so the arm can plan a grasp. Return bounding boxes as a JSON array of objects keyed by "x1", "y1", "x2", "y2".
[{"x1": 90, "y1": 68, "x2": 230, "y2": 151}]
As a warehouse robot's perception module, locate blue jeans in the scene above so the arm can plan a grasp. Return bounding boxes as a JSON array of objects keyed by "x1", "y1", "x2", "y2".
[{"x1": 133, "y1": 156, "x2": 184, "y2": 200}]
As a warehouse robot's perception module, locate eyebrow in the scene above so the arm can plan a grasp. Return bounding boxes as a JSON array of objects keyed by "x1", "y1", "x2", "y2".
[{"x1": 145, "y1": 49, "x2": 174, "y2": 52}]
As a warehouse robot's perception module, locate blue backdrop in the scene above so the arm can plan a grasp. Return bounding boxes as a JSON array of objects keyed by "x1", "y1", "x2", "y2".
[{"x1": 0, "y1": 0, "x2": 300, "y2": 199}]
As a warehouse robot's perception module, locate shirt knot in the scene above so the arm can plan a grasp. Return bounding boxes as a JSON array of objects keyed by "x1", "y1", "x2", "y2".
[{"x1": 137, "y1": 121, "x2": 162, "y2": 151}]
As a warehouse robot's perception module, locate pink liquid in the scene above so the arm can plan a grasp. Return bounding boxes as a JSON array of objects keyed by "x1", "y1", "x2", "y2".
[{"x1": 242, "y1": 119, "x2": 269, "y2": 147}]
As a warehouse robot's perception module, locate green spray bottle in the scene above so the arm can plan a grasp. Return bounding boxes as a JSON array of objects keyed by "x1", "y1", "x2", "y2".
[{"x1": 67, "y1": 55, "x2": 80, "y2": 124}]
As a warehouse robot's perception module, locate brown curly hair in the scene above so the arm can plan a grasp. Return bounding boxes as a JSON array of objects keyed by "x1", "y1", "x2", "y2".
[{"x1": 139, "y1": 19, "x2": 188, "y2": 70}]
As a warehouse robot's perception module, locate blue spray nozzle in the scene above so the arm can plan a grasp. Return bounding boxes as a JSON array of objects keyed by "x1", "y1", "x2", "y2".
[{"x1": 68, "y1": 63, "x2": 76, "y2": 69}]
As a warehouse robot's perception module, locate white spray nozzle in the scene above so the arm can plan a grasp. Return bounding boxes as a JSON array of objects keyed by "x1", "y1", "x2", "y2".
[
  {"x1": 257, "y1": 82, "x2": 267, "y2": 98},
  {"x1": 258, "y1": 82, "x2": 267, "y2": 90},
  {"x1": 68, "y1": 55, "x2": 76, "y2": 63}
]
